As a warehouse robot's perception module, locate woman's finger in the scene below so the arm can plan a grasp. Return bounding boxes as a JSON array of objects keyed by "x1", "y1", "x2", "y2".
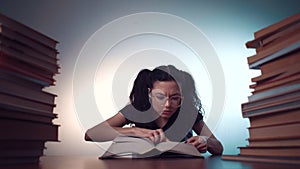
[
  {"x1": 198, "y1": 145, "x2": 207, "y2": 153},
  {"x1": 196, "y1": 142, "x2": 205, "y2": 149},
  {"x1": 149, "y1": 135, "x2": 155, "y2": 143},
  {"x1": 153, "y1": 131, "x2": 160, "y2": 143},
  {"x1": 186, "y1": 136, "x2": 197, "y2": 144},
  {"x1": 196, "y1": 141, "x2": 207, "y2": 153},
  {"x1": 156, "y1": 129, "x2": 166, "y2": 142}
]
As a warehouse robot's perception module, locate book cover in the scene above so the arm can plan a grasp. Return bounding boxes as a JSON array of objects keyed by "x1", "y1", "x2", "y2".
[
  {"x1": 260, "y1": 50, "x2": 300, "y2": 74},
  {"x1": 248, "y1": 41, "x2": 300, "y2": 69},
  {"x1": 0, "y1": 12, "x2": 58, "y2": 48},
  {"x1": 0, "y1": 35, "x2": 58, "y2": 65},
  {"x1": 0, "y1": 77, "x2": 56, "y2": 105},
  {"x1": 0, "y1": 24, "x2": 58, "y2": 58},
  {"x1": 248, "y1": 122, "x2": 300, "y2": 140},
  {"x1": 248, "y1": 138, "x2": 300, "y2": 147},
  {"x1": 0, "y1": 118, "x2": 59, "y2": 141},
  {"x1": 0, "y1": 108, "x2": 57, "y2": 124},
  {"x1": 242, "y1": 89, "x2": 300, "y2": 115},
  {"x1": 248, "y1": 109, "x2": 300, "y2": 127},
  {"x1": 222, "y1": 155, "x2": 300, "y2": 165},
  {"x1": 253, "y1": 12, "x2": 300, "y2": 40},
  {"x1": 0, "y1": 92, "x2": 56, "y2": 114},
  {"x1": 248, "y1": 83, "x2": 300, "y2": 101},
  {"x1": 0, "y1": 55, "x2": 56, "y2": 85},
  {"x1": 0, "y1": 43, "x2": 59, "y2": 73},
  {"x1": 239, "y1": 146, "x2": 300, "y2": 157}
]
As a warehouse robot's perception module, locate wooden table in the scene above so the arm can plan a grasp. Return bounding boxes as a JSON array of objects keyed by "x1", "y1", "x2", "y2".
[{"x1": 0, "y1": 156, "x2": 299, "y2": 169}]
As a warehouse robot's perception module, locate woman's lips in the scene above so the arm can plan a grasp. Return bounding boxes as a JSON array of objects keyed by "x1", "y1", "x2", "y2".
[{"x1": 162, "y1": 110, "x2": 172, "y2": 116}]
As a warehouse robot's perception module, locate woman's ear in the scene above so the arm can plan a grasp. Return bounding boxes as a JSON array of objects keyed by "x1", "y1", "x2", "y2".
[
  {"x1": 148, "y1": 88, "x2": 152, "y2": 104},
  {"x1": 148, "y1": 88, "x2": 152, "y2": 99}
]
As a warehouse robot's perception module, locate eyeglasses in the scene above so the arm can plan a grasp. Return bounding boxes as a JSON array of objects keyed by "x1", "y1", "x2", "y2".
[{"x1": 150, "y1": 92, "x2": 183, "y2": 107}]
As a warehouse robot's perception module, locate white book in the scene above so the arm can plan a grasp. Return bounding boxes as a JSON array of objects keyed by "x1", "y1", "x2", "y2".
[{"x1": 99, "y1": 136, "x2": 203, "y2": 158}]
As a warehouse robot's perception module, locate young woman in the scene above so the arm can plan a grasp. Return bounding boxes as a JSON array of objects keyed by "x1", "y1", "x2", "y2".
[{"x1": 85, "y1": 65, "x2": 223, "y2": 155}]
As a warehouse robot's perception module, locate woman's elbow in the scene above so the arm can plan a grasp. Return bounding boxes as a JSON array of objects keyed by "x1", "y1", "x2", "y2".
[
  {"x1": 215, "y1": 146, "x2": 224, "y2": 156},
  {"x1": 84, "y1": 130, "x2": 92, "y2": 141},
  {"x1": 212, "y1": 143, "x2": 224, "y2": 156},
  {"x1": 208, "y1": 140, "x2": 224, "y2": 156}
]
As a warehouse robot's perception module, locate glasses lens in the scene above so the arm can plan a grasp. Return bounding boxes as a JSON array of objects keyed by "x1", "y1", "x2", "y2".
[{"x1": 152, "y1": 93, "x2": 182, "y2": 106}]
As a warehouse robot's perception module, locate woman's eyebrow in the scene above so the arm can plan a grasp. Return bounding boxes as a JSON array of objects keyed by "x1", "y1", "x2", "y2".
[
  {"x1": 154, "y1": 93, "x2": 181, "y2": 96},
  {"x1": 170, "y1": 93, "x2": 181, "y2": 97},
  {"x1": 152, "y1": 91, "x2": 181, "y2": 96},
  {"x1": 153, "y1": 92, "x2": 165, "y2": 96}
]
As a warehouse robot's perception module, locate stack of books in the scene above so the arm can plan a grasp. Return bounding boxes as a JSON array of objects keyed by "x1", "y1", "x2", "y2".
[
  {"x1": 0, "y1": 13, "x2": 59, "y2": 164},
  {"x1": 222, "y1": 12, "x2": 300, "y2": 164}
]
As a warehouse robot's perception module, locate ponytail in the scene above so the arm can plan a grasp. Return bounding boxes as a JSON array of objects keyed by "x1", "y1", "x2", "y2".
[{"x1": 129, "y1": 69, "x2": 151, "y2": 111}]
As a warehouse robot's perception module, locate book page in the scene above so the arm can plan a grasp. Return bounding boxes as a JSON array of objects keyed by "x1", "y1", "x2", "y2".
[
  {"x1": 156, "y1": 142, "x2": 202, "y2": 157},
  {"x1": 101, "y1": 136, "x2": 203, "y2": 158}
]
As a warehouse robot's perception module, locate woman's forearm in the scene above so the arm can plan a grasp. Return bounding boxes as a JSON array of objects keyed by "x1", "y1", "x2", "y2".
[{"x1": 85, "y1": 122, "x2": 133, "y2": 142}]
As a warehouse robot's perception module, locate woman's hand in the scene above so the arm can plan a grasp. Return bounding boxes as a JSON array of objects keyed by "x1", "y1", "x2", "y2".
[
  {"x1": 131, "y1": 127, "x2": 168, "y2": 144},
  {"x1": 186, "y1": 136, "x2": 208, "y2": 153}
]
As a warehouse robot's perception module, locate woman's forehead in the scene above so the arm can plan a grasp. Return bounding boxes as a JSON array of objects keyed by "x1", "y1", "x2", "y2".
[{"x1": 152, "y1": 81, "x2": 181, "y2": 93}]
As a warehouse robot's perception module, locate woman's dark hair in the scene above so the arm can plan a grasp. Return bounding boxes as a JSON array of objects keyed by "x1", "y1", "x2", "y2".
[
  {"x1": 129, "y1": 65, "x2": 203, "y2": 119},
  {"x1": 180, "y1": 70, "x2": 204, "y2": 120},
  {"x1": 129, "y1": 69, "x2": 152, "y2": 111}
]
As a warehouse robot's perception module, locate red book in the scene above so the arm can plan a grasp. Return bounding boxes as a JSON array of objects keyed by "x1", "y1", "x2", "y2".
[
  {"x1": 0, "y1": 118, "x2": 59, "y2": 141},
  {"x1": 0, "y1": 24, "x2": 58, "y2": 58},
  {"x1": 0, "y1": 37, "x2": 59, "y2": 73},
  {"x1": 248, "y1": 122, "x2": 300, "y2": 140},
  {"x1": 0, "y1": 55, "x2": 55, "y2": 86},
  {"x1": 0, "y1": 12, "x2": 58, "y2": 48}
]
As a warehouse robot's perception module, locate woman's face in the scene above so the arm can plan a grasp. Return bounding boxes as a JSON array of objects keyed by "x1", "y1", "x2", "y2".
[{"x1": 149, "y1": 80, "x2": 182, "y2": 119}]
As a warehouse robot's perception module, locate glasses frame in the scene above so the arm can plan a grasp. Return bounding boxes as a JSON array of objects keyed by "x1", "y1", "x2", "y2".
[{"x1": 150, "y1": 91, "x2": 183, "y2": 107}]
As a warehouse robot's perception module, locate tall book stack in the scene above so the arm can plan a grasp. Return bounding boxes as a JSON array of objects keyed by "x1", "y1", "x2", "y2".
[
  {"x1": 0, "y1": 13, "x2": 59, "y2": 164},
  {"x1": 222, "y1": 12, "x2": 300, "y2": 165}
]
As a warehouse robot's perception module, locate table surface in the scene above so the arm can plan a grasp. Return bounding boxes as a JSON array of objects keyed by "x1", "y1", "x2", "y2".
[{"x1": 0, "y1": 155, "x2": 299, "y2": 169}]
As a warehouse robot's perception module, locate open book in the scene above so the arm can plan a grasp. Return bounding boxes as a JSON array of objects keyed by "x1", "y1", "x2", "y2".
[{"x1": 99, "y1": 136, "x2": 203, "y2": 158}]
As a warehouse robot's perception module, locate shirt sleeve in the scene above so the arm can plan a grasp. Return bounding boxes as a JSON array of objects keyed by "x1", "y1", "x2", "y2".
[
  {"x1": 119, "y1": 104, "x2": 158, "y2": 130},
  {"x1": 119, "y1": 104, "x2": 134, "y2": 125}
]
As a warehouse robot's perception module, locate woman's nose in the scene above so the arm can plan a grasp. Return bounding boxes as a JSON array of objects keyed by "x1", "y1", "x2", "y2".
[{"x1": 164, "y1": 99, "x2": 171, "y2": 107}]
